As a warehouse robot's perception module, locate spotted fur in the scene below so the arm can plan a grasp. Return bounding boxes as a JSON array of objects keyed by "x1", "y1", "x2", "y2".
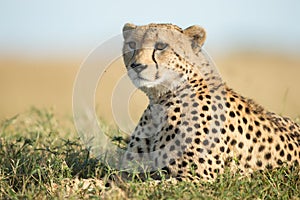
[{"x1": 121, "y1": 23, "x2": 300, "y2": 181}]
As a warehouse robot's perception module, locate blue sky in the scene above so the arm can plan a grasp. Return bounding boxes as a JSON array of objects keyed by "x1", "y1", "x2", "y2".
[{"x1": 0, "y1": 0, "x2": 300, "y2": 56}]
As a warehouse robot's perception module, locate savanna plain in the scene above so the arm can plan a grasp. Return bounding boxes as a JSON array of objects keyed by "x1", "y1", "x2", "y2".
[{"x1": 1, "y1": 52, "x2": 300, "y2": 199}]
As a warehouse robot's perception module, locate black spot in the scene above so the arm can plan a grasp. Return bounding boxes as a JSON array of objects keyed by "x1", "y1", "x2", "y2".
[
  {"x1": 264, "y1": 153, "x2": 271, "y2": 160},
  {"x1": 185, "y1": 137, "x2": 192, "y2": 143},
  {"x1": 229, "y1": 97, "x2": 235, "y2": 102},
  {"x1": 277, "y1": 159, "x2": 283, "y2": 165},
  {"x1": 246, "y1": 133, "x2": 251, "y2": 140},
  {"x1": 194, "y1": 138, "x2": 200, "y2": 144},
  {"x1": 287, "y1": 153, "x2": 292, "y2": 161},
  {"x1": 145, "y1": 138, "x2": 150, "y2": 145},
  {"x1": 169, "y1": 158, "x2": 176, "y2": 165},
  {"x1": 202, "y1": 105, "x2": 209, "y2": 111},
  {"x1": 246, "y1": 155, "x2": 252, "y2": 161},
  {"x1": 193, "y1": 102, "x2": 199, "y2": 107},
  {"x1": 245, "y1": 107, "x2": 250, "y2": 114},
  {"x1": 191, "y1": 110, "x2": 198, "y2": 115},
  {"x1": 205, "y1": 95, "x2": 211, "y2": 99},
  {"x1": 255, "y1": 130, "x2": 262, "y2": 138},
  {"x1": 137, "y1": 147, "x2": 143, "y2": 153},
  {"x1": 174, "y1": 107, "x2": 180, "y2": 112},
  {"x1": 275, "y1": 144, "x2": 280, "y2": 151},
  {"x1": 238, "y1": 126, "x2": 243, "y2": 134},
  {"x1": 220, "y1": 146, "x2": 225, "y2": 152},
  {"x1": 238, "y1": 104, "x2": 243, "y2": 110},
  {"x1": 230, "y1": 139, "x2": 237, "y2": 146},
  {"x1": 203, "y1": 128, "x2": 209, "y2": 134},
  {"x1": 248, "y1": 125, "x2": 253, "y2": 131},
  {"x1": 186, "y1": 127, "x2": 193, "y2": 132},
  {"x1": 221, "y1": 128, "x2": 226, "y2": 134},
  {"x1": 166, "y1": 135, "x2": 171, "y2": 141},
  {"x1": 220, "y1": 114, "x2": 226, "y2": 122},
  {"x1": 258, "y1": 145, "x2": 265, "y2": 152},
  {"x1": 212, "y1": 105, "x2": 217, "y2": 111},
  {"x1": 182, "y1": 121, "x2": 189, "y2": 126},
  {"x1": 192, "y1": 116, "x2": 198, "y2": 121},
  {"x1": 218, "y1": 103, "x2": 223, "y2": 109},
  {"x1": 242, "y1": 117, "x2": 248, "y2": 124},
  {"x1": 226, "y1": 148, "x2": 231, "y2": 154},
  {"x1": 197, "y1": 148, "x2": 204, "y2": 153},
  {"x1": 215, "y1": 95, "x2": 221, "y2": 100},
  {"x1": 199, "y1": 158, "x2": 205, "y2": 163},
  {"x1": 288, "y1": 143, "x2": 294, "y2": 151},
  {"x1": 181, "y1": 93, "x2": 188, "y2": 98},
  {"x1": 194, "y1": 123, "x2": 200, "y2": 129},
  {"x1": 226, "y1": 136, "x2": 231, "y2": 142},
  {"x1": 229, "y1": 111, "x2": 235, "y2": 118},
  {"x1": 237, "y1": 154, "x2": 242, "y2": 160},
  {"x1": 203, "y1": 139, "x2": 209, "y2": 146},
  {"x1": 187, "y1": 152, "x2": 194, "y2": 157},
  {"x1": 214, "y1": 137, "x2": 220, "y2": 143},
  {"x1": 238, "y1": 142, "x2": 244, "y2": 149},
  {"x1": 254, "y1": 120, "x2": 260, "y2": 126},
  {"x1": 256, "y1": 160, "x2": 263, "y2": 167},
  {"x1": 279, "y1": 150, "x2": 285, "y2": 157},
  {"x1": 190, "y1": 93, "x2": 196, "y2": 98},
  {"x1": 266, "y1": 164, "x2": 273, "y2": 170},
  {"x1": 182, "y1": 161, "x2": 188, "y2": 167},
  {"x1": 244, "y1": 163, "x2": 251, "y2": 168},
  {"x1": 129, "y1": 142, "x2": 135, "y2": 148},
  {"x1": 229, "y1": 124, "x2": 235, "y2": 132},
  {"x1": 248, "y1": 146, "x2": 253, "y2": 153},
  {"x1": 225, "y1": 102, "x2": 231, "y2": 108},
  {"x1": 267, "y1": 137, "x2": 273, "y2": 143},
  {"x1": 259, "y1": 117, "x2": 265, "y2": 121}
]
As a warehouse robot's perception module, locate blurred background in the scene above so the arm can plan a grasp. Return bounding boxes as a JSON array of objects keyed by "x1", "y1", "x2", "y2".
[{"x1": 0, "y1": 0, "x2": 300, "y2": 124}]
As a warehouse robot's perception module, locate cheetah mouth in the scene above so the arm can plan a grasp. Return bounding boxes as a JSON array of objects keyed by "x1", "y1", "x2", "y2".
[{"x1": 136, "y1": 74, "x2": 160, "y2": 82}]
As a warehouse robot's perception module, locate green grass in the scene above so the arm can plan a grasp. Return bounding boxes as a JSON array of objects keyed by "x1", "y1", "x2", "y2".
[{"x1": 1, "y1": 108, "x2": 300, "y2": 199}]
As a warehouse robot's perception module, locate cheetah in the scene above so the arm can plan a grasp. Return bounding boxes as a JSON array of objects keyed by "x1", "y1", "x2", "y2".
[{"x1": 120, "y1": 23, "x2": 300, "y2": 181}]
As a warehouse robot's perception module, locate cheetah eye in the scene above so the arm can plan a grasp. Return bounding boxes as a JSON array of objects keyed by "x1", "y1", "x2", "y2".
[
  {"x1": 155, "y1": 42, "x2": 168, "y2": 50},
  {"x1": 127, "y1": 41, "x2": 136, "y2": 50}
]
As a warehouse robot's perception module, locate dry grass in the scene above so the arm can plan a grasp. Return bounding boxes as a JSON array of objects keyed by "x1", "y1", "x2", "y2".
[
  {"x1": 1, "y1": 108, "x2": 300, "y2": 199},
  {"x1": 1, "y1": 52, "x2": 299, "y2": 124}
]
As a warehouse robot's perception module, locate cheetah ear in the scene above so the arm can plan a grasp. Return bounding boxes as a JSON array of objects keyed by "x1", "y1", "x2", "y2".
[
  {"x1": 183, "y1": 25, "x2": 206, "y2": 51},
  {"x1": 123, "y1": 23, "x2": 136, "y2": 39}
]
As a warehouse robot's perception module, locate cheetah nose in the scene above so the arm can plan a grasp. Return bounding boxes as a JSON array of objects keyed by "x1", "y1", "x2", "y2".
[{"x1": 130, "y1": 63, "x2": 147, "y2": 73}]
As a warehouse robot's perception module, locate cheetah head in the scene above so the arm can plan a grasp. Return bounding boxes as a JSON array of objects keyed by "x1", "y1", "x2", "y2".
[{"x1": 122, "y1": 23, "x2": 206, "y2": 97}]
